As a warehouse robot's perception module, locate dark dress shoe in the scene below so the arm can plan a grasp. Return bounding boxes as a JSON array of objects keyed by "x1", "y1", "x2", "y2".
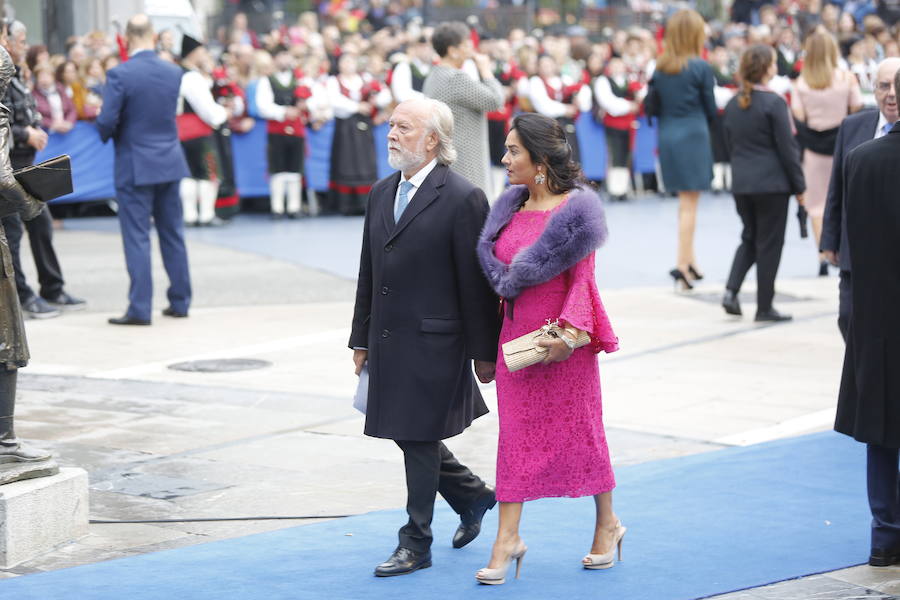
[
  {"x1": 754, "y1": 309, "x2": 792, "y2": 323},
  {"x1": 374, "y1": 547, "x2": 431, "y2": 577},
  {"x1": 108, "y1": 315, "x2": 151, "y2": 326},
  {"x1": 453, "y1": 489, "x2": 497, "y2": 549},
  {"x1": 162, "y1": 307, "x2": 188, "y2": 318},
  {"x1": 870, "y1": 548, "x2": 900, "y2": 566},
  {"x1": 722, "y1": 289, "x2": 742, "y2": 316}
]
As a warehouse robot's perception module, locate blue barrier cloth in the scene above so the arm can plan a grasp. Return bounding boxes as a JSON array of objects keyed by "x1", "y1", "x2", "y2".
[
  {"x1": 230, "y1": 120, "x2": 269, "y2": 198},
  {"x1": 34, "y1": 121, "x2": 115, "y2": 203},
  {"x1": 0, "y1": 431, "x2": 868, "y2": 600},
  {"x1": 373, "y1": 121, "x2": 392, "y2": 181},
  {"x1": 575, "y1": 111, "x2": 607, "y2": 181},
  {"x1": 305, "y1": 119, "x2": 335, "y2": 193},
  {"x1": 34, "y1": 116, "x2": 663, "y2": 202}
]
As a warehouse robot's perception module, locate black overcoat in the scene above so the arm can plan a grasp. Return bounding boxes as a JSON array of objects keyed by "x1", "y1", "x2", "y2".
[
  {"x1": 349, "y1": 164, "x2": 501, "y2": 441},
  {"x1": 834, "y1": 126, "x2": 900, "y2": 447}
]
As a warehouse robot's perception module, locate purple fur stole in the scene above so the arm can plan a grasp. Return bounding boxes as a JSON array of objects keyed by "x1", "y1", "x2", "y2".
[{"x1": 477, "y1": 184, "x2": 608, "y2": 300}]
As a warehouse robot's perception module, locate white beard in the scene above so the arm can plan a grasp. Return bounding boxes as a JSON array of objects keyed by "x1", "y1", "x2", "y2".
[{"x1": 388, "y1": 138, "x2": 427, "y2": 172}]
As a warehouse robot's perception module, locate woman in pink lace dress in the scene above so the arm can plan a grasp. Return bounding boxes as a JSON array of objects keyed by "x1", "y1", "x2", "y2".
[{"x1": 476, "y1": 113, "x2": 622, "y2": 585}]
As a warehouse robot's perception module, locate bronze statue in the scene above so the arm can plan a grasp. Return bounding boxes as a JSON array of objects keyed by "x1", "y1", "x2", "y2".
[{"x1": 0, "y1": 45, "x2": 56, "y2": 483}]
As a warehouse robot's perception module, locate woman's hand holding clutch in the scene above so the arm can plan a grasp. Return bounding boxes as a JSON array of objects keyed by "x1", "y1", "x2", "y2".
[{"x1": 537, "y1": 328, "x2": 578, "y2": 365}]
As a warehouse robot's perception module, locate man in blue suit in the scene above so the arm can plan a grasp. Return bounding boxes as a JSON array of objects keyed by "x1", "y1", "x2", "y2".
[{"x1": 96, "y1": 14, "x2": 191, "y2": 325}]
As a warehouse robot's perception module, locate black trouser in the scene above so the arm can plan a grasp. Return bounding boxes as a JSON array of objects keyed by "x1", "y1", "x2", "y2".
[
  {"x1": 1, "y1": 206, "x2": 64, "y2": 304},
  {"x1": 726, "y1": 193, "x2": 789, "y2": 313},
  {"x1": 868, "y1": 444, "x2": 900, "y2": 551},
  {"x1": 394, "y1": 440, "x2": 488, "y2": 553},
  {"x1": 0, "y1": 368, "x2": 17, "y2": 444},
  {"x1": 605, "y1": 127, "x2": 631, "y2": 168},
  {"x1": 839, "y1": 270, "x2": 852, "y2": 341}
]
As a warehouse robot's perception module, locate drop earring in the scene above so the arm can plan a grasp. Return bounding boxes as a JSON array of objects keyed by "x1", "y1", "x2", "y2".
[{"x1": 534, "y1": 170, "x2": 546, "y2": 185}]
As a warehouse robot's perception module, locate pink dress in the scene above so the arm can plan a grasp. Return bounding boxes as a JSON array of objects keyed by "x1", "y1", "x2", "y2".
[
  {"x1": 493, "y1": 206, "x2": 619, "y2": 503},
  {"x1": 793, "y1": 71, "x2": 862, "y2": 219}
]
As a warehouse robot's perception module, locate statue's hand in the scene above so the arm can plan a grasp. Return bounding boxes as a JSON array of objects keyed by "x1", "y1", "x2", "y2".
[{"x1": 18, "y1": 192, "x2": 43, "y2": 221}]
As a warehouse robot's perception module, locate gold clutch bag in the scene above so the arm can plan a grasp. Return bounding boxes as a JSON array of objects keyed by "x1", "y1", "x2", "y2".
[{"x1": 501, "y1": 320, "x2": 591, "y2": 373}]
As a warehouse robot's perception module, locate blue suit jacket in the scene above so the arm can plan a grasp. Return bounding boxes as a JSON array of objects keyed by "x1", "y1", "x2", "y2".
[
  {"x1": 821, "y1": 108, "x2": 879, "y2": 272},
  {"x1": 96, "y1": 50, "x2": 189, "y2": 187}
]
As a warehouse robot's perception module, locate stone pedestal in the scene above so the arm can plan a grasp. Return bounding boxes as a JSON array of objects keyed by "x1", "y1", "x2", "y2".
[{"x1": 0, "y1": 467, "x2": 89, "y2": 568}]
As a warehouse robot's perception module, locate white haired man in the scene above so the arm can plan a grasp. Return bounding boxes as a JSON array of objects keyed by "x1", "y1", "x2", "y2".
[
  {"x1": 349, "y1": 98, "x2": 501, "y2": 577},
  {"x1": 821, "y1": 57, "x2": 900, "y2": 340}
]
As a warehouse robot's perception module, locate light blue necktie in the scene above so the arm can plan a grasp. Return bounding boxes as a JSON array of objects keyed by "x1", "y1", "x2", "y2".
[
  {"x1": 395, "y1": 180, "x2": 413, "y2": 222},
  {"x1": 884, "y1": 122, "x2": 893, "y2": 136}
]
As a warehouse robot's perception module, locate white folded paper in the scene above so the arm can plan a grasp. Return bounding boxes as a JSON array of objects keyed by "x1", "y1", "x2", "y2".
[{"x1": 353, "y1": 364, "x2": 368, "y2": 414}]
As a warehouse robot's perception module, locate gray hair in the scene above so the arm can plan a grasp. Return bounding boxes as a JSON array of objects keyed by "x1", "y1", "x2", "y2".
[
  {"x1": 7, "y1": 20, "x2": 26, "y2": 39},
  {"x1": 423, "y1": 98, "x2": 456, "y2": 166}
]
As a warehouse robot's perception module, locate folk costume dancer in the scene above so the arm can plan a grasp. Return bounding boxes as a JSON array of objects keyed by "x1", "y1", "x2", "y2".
[
  {"x1": 327, "y1": 53, "x2": 392, "y2": 216},
  {"x1": 255, "y1": 46, "x2": 307, "y2": 219},
  {"x1": 211, "y1": 64, "x2": 247, "y2": 221},
  {"x1": 390, "y1": 36, "x2": 433, "y2": 103},
  {"x1": 710, "y1": 46, "x2": 737, "y2": 193},
  {"x1": 529, "y1": 56, "x2": 591, "y2": 165},
  {"x1": 177, "y1": 35, "x2": 228, "y2": 227},
  {"x1": 594, "y1": 57, "x2": 642, "y2": 202}
]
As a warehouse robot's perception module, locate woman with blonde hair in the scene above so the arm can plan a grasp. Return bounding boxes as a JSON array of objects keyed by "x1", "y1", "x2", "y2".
[
  {"x1": 651, "y1": 9, "x2": 717, "y2": 290},
  {"x1": 791, "y1": 30, "x2": 862, "y2": 276}
]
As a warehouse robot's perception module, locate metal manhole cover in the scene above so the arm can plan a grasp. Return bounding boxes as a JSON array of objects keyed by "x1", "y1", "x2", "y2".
[{"x1": 168, "y1": 358, "x2": 272, "y2": 373}]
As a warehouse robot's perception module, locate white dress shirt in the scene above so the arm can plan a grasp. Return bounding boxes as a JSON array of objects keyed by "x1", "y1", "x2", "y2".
[
  {"x1": 255, "y1": 71, "x2": 294, "y2": 122},
  {"x1": 178, "y1": 70, "x2": 228, "y2": 127},
  {"x1": 394, "y1": 158, "x2": 438, "y2": 216},
  {"x1": 593, "y1": 76, "x2": 633, "y2": 117},
  {"x1": 875, "y1": 112, "x2": 893, "y2": 139}
]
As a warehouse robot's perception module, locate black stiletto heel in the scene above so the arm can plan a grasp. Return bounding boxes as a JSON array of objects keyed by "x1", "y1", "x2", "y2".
[
  {"x1": 669, "y1": 268, "x2": 694, "y2": 291},
  {"x1": 688, "y1": 264, "x2": 704, "y2": 280}
]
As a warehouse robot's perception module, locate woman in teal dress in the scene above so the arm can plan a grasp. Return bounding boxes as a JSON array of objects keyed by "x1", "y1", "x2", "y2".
[{"x1": 652, "y1": 9, "x2": 717, "y2": 290}]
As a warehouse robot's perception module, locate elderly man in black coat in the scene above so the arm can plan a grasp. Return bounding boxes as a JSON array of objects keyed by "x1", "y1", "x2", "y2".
[
  {"x1": 835, "y1": 66, "x2": 900, "y2": 567},
  {"x1": 350, "y1": 98, "x2": 501, "y2": 577},
  {"x1": 821, "y1": 58, "x2": 900, "y2": 340}
]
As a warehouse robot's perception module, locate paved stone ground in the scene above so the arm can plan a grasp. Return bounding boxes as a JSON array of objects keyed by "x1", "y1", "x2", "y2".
[{"x1": 0, "y1": 192, "x2": 896, "y2": 599}]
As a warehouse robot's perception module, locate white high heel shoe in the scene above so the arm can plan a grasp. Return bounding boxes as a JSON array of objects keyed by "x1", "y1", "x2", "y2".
[
  {"x1": 475, "y1": 541, "x2": 528, "y2": 585},
  {"x1": 583, "y1": 522, "x2": 626, "y2": 569}
]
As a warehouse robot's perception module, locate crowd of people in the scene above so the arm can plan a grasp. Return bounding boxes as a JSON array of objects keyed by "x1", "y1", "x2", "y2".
[{"x1": 17, "y1": 2, "x2": 898, "y2": 222}]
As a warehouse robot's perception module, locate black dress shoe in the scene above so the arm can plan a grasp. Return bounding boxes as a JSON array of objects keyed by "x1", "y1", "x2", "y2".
[
  {"x1": 374, "y1": 547, "x2": 432, "y2": 577},
  {"x1": 162, "y1": 307, "x2": 188, "y2": 318},
  {"x1": 869, "y1": 548, "x2": 900, "y2": 566},
  {"x1": 722, "y1": 289, "x2": 742, "y2": 316},
  {"x1": 453, "y1": 489, "x2": 497, "y2": 549},
  {"x1": 754, "y1": 309, "x2": 792, "y2": 323},
  {"x1": 108, "y1": 315, "x2": 151, "y2": 326}
]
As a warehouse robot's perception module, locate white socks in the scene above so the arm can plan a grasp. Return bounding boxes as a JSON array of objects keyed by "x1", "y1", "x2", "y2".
[
  {"x1": 180, "y1": 178, "x2": 218, "y2": 224},
  {"x1": 607, "y1": 167, "x2": 631, "y2": 197},
  {"x1": 270, "y1": 172, "x2": 303, "y2": 215}
]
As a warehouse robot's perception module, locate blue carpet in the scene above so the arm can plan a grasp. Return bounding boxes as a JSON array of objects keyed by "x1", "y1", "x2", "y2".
[{"x1": 0, "y1": 431, "x2": 868, "y2": 599}]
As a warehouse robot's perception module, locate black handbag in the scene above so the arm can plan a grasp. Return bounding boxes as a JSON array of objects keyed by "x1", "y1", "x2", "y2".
[
  {"x1": 794, "y1": 121, "x2": 839, "y2": 156},
  {"x1": 14, "y1": 155, "x2": 73, "y2": 202},
  {"x1": 644, "y1": 76, "x2": 661, "y2": 125}
]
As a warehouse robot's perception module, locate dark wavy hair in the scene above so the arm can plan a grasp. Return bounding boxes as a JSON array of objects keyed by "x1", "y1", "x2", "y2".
[{"x1": 510, "y1": 113, "x2": 585, "y2": 196}]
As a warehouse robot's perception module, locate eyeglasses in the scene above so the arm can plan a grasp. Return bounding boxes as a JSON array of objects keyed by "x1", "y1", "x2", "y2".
[{"x1": 877, "y1": 81, "x2": 895, "y2": 92}]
